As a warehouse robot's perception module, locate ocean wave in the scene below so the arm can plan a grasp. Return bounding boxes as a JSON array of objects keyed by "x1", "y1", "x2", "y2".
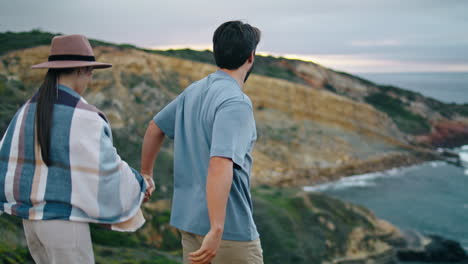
[
  {"x1": 304, "y1": 167, "x2": 408, "y2": 192},
  {"x1": 303, "y1": 180, "x2": 376, "y2": 192},
  {"x1": 430, "y1": 161, "x2": 446, "y2": 168},
  {"x1": 461, "y1": 145, "x2": 468, "y2": 150},
  {"x1": 303, "y1": 161, "x2": 443, "y2": 192},
  {"x1": 459, "y1": 152, "x2": 468, "y2": 162}
]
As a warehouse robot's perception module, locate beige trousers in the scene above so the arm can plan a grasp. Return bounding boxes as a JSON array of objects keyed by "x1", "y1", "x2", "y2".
[
  {"x1": 180, "y1": 230, "x2": 264, "y2": 264},
  {"x1": 22, "y1": 219, "x2": 94, "y2": 264}
]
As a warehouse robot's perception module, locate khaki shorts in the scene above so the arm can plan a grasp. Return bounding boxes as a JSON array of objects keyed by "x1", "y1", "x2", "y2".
[{"x1": 180, "y1": 229, "x2": 264, "y2": 264}]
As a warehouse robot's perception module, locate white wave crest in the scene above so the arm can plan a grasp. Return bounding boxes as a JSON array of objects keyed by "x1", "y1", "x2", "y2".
[
  {"x1": 303, "y1": 167, "x2": 407, "y2": 192},
  {"x1": 303, "y1": 162, "x2": 439, "y2": 192},
  {"x1": 459, "y1": 152, "x2": 468, "y2": 163},
  {"x1": 303, "y1": 180, "x2": 376, "y2": 192},
  {"x1": 430, "y1": 161, "x2": 446, "y2": 168}
]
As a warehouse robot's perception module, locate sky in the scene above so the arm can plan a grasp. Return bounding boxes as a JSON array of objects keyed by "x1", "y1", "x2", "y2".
[{"x1": 1, "y1": 0, "x2": 467, "y2": 73}]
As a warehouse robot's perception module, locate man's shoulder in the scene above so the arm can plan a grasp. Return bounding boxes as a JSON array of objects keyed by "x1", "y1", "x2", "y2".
[{"x1": 209, "y1": 80, "x2": 251, "y2": 105}]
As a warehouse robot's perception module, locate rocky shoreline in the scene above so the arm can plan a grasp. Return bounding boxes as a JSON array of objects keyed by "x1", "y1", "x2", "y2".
[
  {"x1": 298, "y1": 146, "x2": 468, "y2": 264},
  {"x1": 252, "y1": 146, "x2": 448, "y2": 187}
]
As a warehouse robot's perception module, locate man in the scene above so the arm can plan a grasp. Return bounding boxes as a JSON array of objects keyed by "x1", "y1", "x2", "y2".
[{"x1": 141, "y1": 21, "x2": 263, "y2": 264}]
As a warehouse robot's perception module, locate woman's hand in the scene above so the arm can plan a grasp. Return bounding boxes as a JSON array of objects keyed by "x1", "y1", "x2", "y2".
[{"x1": 142, "y1": 173, "x2": 155, "y2": 202}]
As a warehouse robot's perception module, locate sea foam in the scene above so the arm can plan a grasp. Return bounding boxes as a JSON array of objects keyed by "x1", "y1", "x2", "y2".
[
  {"x1": 459, "y1": 152, "x2": 468, "y2": 163},
  {"x1": 304, "y1": 166, "x2": 408, "y2": 192},
  {"x1": 303, "y1": 161, "x2": 444, "y2": 192}
]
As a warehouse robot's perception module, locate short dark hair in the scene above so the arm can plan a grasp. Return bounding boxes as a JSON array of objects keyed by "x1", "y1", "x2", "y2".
[{"x1": 213, "y1": 21, "x2": 261, "y2": 70}]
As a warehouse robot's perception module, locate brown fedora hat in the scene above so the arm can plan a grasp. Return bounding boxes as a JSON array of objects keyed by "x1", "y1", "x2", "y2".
[{"x1": 31, "y1": 34, "x2": 112, "y2": 69}]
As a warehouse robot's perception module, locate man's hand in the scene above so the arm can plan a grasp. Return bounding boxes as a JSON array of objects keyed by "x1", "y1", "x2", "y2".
[
  {"x1": 189, "y1": 228, "x2": 223, "y2": 264},
  {"x1": 142, "y1": 173, "x2": 155, "y2": 202}
]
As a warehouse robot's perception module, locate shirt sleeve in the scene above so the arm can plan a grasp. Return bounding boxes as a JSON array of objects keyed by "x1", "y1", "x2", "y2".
[
  {"x1": 210, "y1": 100, "x2": 255, "y2": 167},
  {"x1": 153, "y1": 96, "x2": 179, "y2": 139}
]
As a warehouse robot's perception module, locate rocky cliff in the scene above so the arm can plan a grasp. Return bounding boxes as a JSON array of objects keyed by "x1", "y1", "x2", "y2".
[{"x1": 3, "y1": 42, "x2": 466, "y2": 187}]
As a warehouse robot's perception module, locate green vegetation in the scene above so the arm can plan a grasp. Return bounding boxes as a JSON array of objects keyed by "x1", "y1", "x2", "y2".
[
  {"x1": 252, "y1": 186, "x2": 378, "y2": 264},
  {"x1": 91, "y1": 225, "x2": 142, "y2": 248},
  {"x1": 121, "y1": 72, "x2": 157, "y2": 89},
  {"x1": 1, "y1": 186, "x2": 390, "y2": 264},
  {"x1": 365, "y1": 92, "x2": 431, "y2": 134},
  {"x1": 257, "y1": 124, "x2": 299, "y2": 144},
  {"x1": 0, "y1": 74, "x2": 31, "y2": 136},
  {"x1": 151, "y1": 49, "x2": 306, "y2": 84},
  {"x1": 149, "y1": 49, "x2": 214, "y2": 65},
  {"x1": 0, "y1": 215, "x2": 34, "y2": 264},
  {"x1": 425, "y1": 97, "x2": 468, "y2": 118},
  {"x1": 0, "y1": 30, "x2": 57, "y2": 55},
  {"x1": 93, "y1": 245, "x2": 180, "y2": 264},
  {"x1": 0, "y1": 242, "x2": 32, "y2": 264},
  {"x1": 333, "y1": 70, "x2": 376, "y2": 86},
  {"x1": 0, "y1": 29, "x2": 139, "y2": 56},
  {"x1": 251, "y1": 55, "x2": 305, "y2": 83},
  {"x1": 377, "y1": 85, "x2": 421, "y2": 101},
  {"x1": 159, "y1": 69, "x2": 183, "y2": 94}
]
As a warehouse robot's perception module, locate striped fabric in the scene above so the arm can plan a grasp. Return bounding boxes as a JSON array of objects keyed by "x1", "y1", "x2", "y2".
[{"x1": 0, "y1": 85, "x2": 146, "y2": 232}]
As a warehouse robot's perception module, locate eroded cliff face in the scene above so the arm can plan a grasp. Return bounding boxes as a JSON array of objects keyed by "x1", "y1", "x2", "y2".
[
  {"x1": 274, "y1": 59, "x2": 468, "y2": 148},
  {"x1": 0, "y1": 45, "x2": 428, "y2": 187}
]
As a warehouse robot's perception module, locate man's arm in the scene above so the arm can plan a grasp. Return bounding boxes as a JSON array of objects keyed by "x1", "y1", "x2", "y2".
[
  {"x1": 189, "y1": 156, "x2": 233, "y2": 263},
  {"x1": 189, "y1": 99, "x2": 254, "y2": 264},
  {"x1": 207, "y1": 157, "x2": 234, "y2": 232},
  {"x1": 140, "y1": 121, "x2": 165, "y2": 198}
]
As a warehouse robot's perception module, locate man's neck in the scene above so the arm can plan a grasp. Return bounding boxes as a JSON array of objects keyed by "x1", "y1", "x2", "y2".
[{"x1": 219, "y1": 68, "x2": 245, "y2": 88}]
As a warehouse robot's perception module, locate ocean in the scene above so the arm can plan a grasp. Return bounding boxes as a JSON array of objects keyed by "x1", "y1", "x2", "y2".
[
  {"x1": 357, "y1": 72, "x2": 468, "y2": 104},
  {"x1": 305, "y1": 72, "x2": 468, "y2": 263},
  {"x1": 304, "y1": 146, "x2": 468, "y2": 263}
]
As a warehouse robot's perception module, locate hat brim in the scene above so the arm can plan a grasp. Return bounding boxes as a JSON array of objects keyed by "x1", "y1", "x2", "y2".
[{"x1": 31, "y1": 61, "x2": 112, "y2": 69}]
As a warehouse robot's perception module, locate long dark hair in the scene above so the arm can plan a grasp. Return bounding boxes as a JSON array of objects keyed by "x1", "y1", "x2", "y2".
[{"x1": 36, "y1": 68, "x2": 74, "y2": 166}]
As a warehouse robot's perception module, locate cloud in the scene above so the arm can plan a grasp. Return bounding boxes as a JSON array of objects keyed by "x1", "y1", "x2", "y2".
[
  {"x1": 260, "y1": 52, "x2": 468, "y2": 73},
  {"x1": 0, "y1": 0, "x2": 467, "y2": 73},
  {"x1": 350, "y1": 40, "x2": 402, "y2": 47}
]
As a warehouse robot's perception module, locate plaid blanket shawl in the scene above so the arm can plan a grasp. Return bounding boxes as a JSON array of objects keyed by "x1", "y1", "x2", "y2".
[{"x1": 0, "y1": 85, "x2": 146, "y2": 232}]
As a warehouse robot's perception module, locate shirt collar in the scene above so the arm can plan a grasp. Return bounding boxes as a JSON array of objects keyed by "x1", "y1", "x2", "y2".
[{"x1": 213, "y1": 70, "x2": 242, "y2": 90}]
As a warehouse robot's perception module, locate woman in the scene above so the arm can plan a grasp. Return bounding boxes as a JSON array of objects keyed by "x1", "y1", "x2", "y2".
[{"x1": 0, "y1": 34, "x2": 154, "y2": 264}]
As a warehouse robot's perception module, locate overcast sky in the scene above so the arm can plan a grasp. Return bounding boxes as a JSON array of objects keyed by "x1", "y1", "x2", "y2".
[{"x1": 1, "y1": 0, "x2": 467, "y2": 73}]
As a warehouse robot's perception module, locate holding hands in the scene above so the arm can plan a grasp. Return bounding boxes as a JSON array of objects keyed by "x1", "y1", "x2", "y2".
[{"x1": 142, "y1": 173, "x2": 155, "y2": 202}]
